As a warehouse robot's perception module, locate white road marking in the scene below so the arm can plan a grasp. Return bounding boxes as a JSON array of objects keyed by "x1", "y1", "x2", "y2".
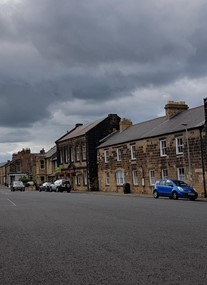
[{"x1": 7, "y1": 198, "x2": 16, "y2": 206}]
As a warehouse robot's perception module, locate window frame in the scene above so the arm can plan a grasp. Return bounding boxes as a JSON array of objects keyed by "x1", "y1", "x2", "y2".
[
  {"x1": 161, "y1": 169, "x2": 168, "y2": 179},
  {"x1": 116, "y1": 148, "x2": 122, "y2": 161},
  {"x1": 160, "y1": 139, "x2": 167, "y2": 156},
  {"x1": 177, "y1": 167, "x2": 185, "y2": 181},
  {"x1": 149, "y1": 170, "x2": 156, "y2": 185},
  {"x1": 59, "y1": 149, "x2": 63, "y2": 164},
  {"x1": 40, "y1": 159, "x2": 45, "y2": 169},
  {"x1": 82, "y1": 143, "x2": 86, "y2": 161},
  {"x1": 105, "y1": 172, "x2": 110, "y2": 185},
  {"x1": 104, "y1": 150, "x2": 109, "y2": 163},
  {"x1": 76, "y1": 174, "x2": 81, "y2": 186},
  {"x1": 83, "y1": 170, "x2": 87, "y2": 185},
  {"x1": 64, "y1": 147, "x2": 68, "y2": 163},
  {"x1": 131, "y1": 145, "x2": 136, "y2": 160},
  {"x1": 75, "y1": 145, "x2": 80, "y2": 162},
  {"x1": 176, "y1": 137, "x2": 183, "y2": 154},
  {"x1": 116, "y1": 170, "x2": 125, "y2": 186},
  {"x1": 132, "y1": 170, "x2": 138, "y2": 185}
]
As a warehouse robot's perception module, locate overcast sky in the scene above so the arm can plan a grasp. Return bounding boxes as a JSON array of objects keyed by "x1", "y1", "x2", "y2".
[{"x1": 0, "y1": 0, "x2": 207, "y2": 162}]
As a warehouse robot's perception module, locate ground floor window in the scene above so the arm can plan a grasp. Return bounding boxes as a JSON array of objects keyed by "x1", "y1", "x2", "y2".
[
  {"x1": 177, "y1": 167, "x2": 185, "y2": 181},
  {"x1": 132, "y1": 170, "x2": 138, "y2": 185},
  {"x1": 149, "y1": 170, "x2": 155, "y2": 185},
  {"x1": 162, "y1": 169, "x2": 168, "y2": 179},
  {"x1": 105, "y1": 172, "x2": 110, "y2": 185},
  {"x1": 83, "y1": 170, "x2": 88, "y2": 185},
  {"x1": 76, "y1": 174, "x2": 81, "y2": 186},
  {"x1": 116, "y1": 170, "x2": 125, "y2": 186}
]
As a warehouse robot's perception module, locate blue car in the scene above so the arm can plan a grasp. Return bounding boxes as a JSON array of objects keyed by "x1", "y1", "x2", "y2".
[{"x1": 153, "y1": 179, "x2": 198, "y2": 200}]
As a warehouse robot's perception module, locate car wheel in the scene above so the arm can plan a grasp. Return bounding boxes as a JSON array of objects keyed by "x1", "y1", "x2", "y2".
[
  {"x1": 153, "y1": 190, "x2": 159, "y2": 198},
  {"x1": 172, "y1": 191, "x2": 178, "y2": 200}
]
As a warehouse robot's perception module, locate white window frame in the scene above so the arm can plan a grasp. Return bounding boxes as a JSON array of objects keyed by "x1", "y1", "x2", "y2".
[
  {"x1": 131, "y1": 145, "x2": 136, "y2": 160},
  {"x1": 83, "y1": 170, "x2": 87, "y2": 185},
  {"x1": 64, "y1": 147, "x2": 68, "y2": 163},
  {"x1": 71, "y1": 147, "x2": 74, "y2": 162},
  {"x1": 116, "y1": 148, "x2": 122, "y2": 161},
  {"x1": 82, "y1": 143, "x2": 86, "y2": 160},
  {"x1": 105, "y1": 172, "x2": 110, "y2": 185},
  {"x1": 116, "y1": 170, "x2": 125, "y2": 186},
  {"x1": 177, "y1": 167, "x2": 185, "y2": 181},
  {"x1": 160, "y1": 140, "x2": 167, "y2": 156},
  {"x1": 162, "y1": 169, "x2": 168, "y2": 179},
  {"x1": 176, "y1": 137, "x2": 183, "y2": 154},
  {"x1": 132, "y1": 170, "x2": 138, "y2": 185},
  {"x1": 104, "y1": 150, "x2": 109, "y2": 163},
  {"x1": 149, "y1": 170, "x2": 156, "y2": 185},
  {"x1": 60, "y1": 149, "x2": 63, "y2": 164},
  {"x1": 76, "y1": 146, "x2": 80, "y2": 161},
  {"x1": 76, "y1": 174, "x2": 81, "y2": 186}
]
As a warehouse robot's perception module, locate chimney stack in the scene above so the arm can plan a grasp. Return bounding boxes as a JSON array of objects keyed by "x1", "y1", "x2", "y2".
[
  {"x1": 119, "y1": 118, "x2": 132, "y2": 132},
  {"x1": 165, "y1": 101, "x2": 189, "y2": 119}
]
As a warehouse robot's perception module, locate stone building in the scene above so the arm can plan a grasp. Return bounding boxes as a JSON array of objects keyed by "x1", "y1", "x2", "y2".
[
  {"x1": 34, "y1": 148, "x2": 47, "y2": 186},
  {"x1": 97, "y1": 100, "x2": 207, "y2": 198},
  {"x1": 6, "y1": 148, "x2": 36, "y2": 185},
  {"x1": 3, "y1": 148, "x2": 50, "y2": 186},
  {"x1": 0, "y1": 162, "x2": 8, "y2": 186},
  {"x1": 56, "y1": 114, "x2": 120, "y2": 191},
  {"x1": 45, "y1": 145, "x2": 57, "y2": 182}
]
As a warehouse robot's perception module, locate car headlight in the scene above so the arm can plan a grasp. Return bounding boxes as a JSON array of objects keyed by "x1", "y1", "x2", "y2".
[{"x1": 178, "y1": 186, "x2": 183, "y2": 191}]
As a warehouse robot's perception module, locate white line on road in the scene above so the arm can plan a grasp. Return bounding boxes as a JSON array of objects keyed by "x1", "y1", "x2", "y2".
[{"x1": 7, "y1": 198, "x2": 16, "y2": 206}]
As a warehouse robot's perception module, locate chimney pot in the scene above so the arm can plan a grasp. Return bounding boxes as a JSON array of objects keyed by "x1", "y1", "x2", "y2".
[
  {"x1": 165, "y1": 101, "x2": 189, "y2": 118},
  {"x1": 119, "y1": 118, "x2": 132, "y2": 132}
]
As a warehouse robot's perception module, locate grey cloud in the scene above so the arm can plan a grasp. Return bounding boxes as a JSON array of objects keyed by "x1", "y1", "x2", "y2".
[
  {"x1": 0, "y1": 0, "x2": 207, "y2": 159},
  {"x1": 0, "y1": 129, "x2": 32, "y2": 143}
]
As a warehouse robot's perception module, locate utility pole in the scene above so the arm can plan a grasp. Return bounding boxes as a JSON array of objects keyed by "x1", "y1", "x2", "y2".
[{"x1": 181, "y1": 124, "x2": 192, "y2": 184}]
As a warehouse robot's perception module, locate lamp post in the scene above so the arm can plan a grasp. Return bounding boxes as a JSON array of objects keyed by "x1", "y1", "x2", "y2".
[{"x1": 181, "y1": 123, "x2": 192, "y2": 184}]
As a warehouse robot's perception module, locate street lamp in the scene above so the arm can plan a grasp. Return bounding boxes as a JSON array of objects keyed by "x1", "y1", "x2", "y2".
[{"x1": 181, "y1": 123, "x2": 192, "y2": 184}]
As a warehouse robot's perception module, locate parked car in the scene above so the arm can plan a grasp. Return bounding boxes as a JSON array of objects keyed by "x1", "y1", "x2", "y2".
[
  {"x1": 153, "y1": 179, "x2": 198, "y2": 200},
  {"x1": 11, "y1": 181, "x2": 25, "y2": 192},
  {"x1": 50, "y1": 183, "x2": 57, "y2": 192},
  {"x1": 39, "y1": 182, "x2": 52, "y2": 192},
  {"x1": 54, "y1": 179, "x2": 71, "y2": 193}
]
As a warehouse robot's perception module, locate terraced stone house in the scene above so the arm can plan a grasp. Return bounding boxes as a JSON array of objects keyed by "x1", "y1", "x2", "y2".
[{"x1": 97, "y1": 100, "x2": 207, "y2": 198}]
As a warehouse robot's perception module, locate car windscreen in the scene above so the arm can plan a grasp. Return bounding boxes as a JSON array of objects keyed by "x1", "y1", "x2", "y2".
[
  {"x1": 14, "y1": 181, "x2": 23, "y2": 186},
  {"x1": 172, "y1": 180, "x2": 189, "y2": 187}
]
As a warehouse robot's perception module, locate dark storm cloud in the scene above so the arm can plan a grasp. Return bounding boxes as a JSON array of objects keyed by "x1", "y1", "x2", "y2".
[
  {"x1": 0, "y1": 0, "x2": 207, "y2": 133},
  {"x1": 0, "y1": 129, "x2": 31, "y2": 143}
]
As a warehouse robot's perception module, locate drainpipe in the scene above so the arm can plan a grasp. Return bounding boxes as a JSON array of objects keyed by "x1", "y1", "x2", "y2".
[{"x1": 200, "y1": 128, "x2": 207, "y2": 198}]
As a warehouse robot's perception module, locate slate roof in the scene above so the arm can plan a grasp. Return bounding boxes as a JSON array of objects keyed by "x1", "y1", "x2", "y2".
[
  {"x1": 98, "y1": 105, "x2": 205, "y2": 148},
  {"x1": 45, "y1": 145, "x2": 57, "y2": 158},
  {"x1": 57, "y1": 118, "x2": 103, "y2": 142}
]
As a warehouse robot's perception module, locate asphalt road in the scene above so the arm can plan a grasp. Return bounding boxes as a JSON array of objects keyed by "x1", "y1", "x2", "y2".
[{"x1": 0, "y1": 187, "x2": 207, "y2": 285}]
